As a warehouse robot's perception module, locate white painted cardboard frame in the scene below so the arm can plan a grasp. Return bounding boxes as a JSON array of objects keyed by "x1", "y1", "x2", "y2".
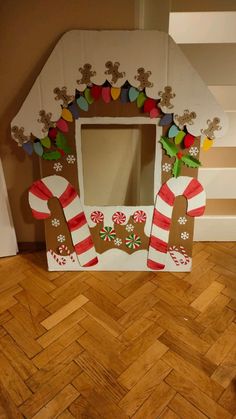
[{"x1": 47, "y1": 117, "x2": 192, "y2": 271}]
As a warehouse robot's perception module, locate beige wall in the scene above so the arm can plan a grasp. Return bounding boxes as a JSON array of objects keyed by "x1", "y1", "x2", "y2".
[
  {"x1": 6, "y1": 0, "x2": 233, "y2": 242},
  {"x1": 172, "y1": 0, "x2": 236, "y2": 12},
  {"x1": 0, "y1": 0, "x2": 171, "y2": 243},
  {"x1": 0, "y1": 0, "x2": 137, "y2": 242}
]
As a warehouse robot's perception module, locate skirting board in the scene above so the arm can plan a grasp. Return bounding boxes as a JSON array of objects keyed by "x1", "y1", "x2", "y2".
[
  {"x1": 198, "y1": 168, "x2": 236, "y2": 199},
  {"x1": 194, "y1": 216, "x2": 236, "y2": 241}
]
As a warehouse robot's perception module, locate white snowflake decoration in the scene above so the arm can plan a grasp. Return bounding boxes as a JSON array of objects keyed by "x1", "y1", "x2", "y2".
[
  {"x1": 189, "y1": 147, "x2": 199, "y2": 157},
  {"x1": 57, "y1": 234, "x2": 66, "y2": 243},
  {"x1": 66, "y1": 154, "x2": 76, "y2": 164},
  {"x1": 53, "y1": 162, "x2": 63, "y2": 172},
  {"x1": 51, "y1": 218, "x2": 60, "y2": 227},
  {"x1": 126, "y1": 224, "x2": 134, "y2": 233},
  {"x1": 114, "y1": 238, "x2": 122, "y2": 247},
  {"x1": 178, "y1": 216, "x2": 187, "y2": 225},
  {"x1": 162, "y1": 163, "x2": 172, "y2": 173},
  {"x1": 181, "y1": 232, "x2": 189, "y2": 240}
]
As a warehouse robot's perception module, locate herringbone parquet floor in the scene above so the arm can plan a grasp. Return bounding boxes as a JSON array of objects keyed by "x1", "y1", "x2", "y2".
[{"x1": 0, "y1": 242, "x2": 235, "y2": 419}]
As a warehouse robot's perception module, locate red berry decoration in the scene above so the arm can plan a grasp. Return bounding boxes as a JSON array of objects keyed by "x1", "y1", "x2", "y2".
[
  {"x1": 91, "y1": 85, "x2": 102, "y2": 100},
  {"x1": 176, "y1": 151, "x2": 183, "y2": 159},
  {"x1": 184, "y1": 133, "x2": 195, "y2": 148},
  {"x1": 58, "y1": 148, "x2": 65, "y2": 156}
]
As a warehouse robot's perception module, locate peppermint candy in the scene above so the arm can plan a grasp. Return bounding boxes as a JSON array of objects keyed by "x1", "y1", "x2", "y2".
[
  {"x1": 125, "y1": 233, "x2": 141, "y2": 250},
  {"x1": 91, "y1": 211, "x2": 104, "y2": 224},
  {"x1": 112, "y1": 211, "x2": 126, "y2": 225},
  {"x1": 133, "y1": 210, "x2": 147, "y2": 223},
  {"x1": 100, "y1": 226, "x2": 116, "y2": 242}
]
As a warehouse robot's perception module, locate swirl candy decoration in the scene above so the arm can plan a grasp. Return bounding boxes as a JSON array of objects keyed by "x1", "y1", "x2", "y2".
[
  {"x1": 28, "y1": 175, "x2": 98, "y2": 268},
  {"x1": 112, "y1": 211, "x2": 126, "y2": 225},
  {"x1": 133, "y1": 210, "x2": 147, "y2": 223},
  {"x1": 91, "y1": 211, "x2": 104, "y2": 224},
  {"x1": 147, "y1": 176, "x2": 206, "y2": 270},
  {"x1": 99, "y1": 226, "x2": 116, "y2": 242},
  {"x1": 125, "y1": 233, "x2": 141, "y2": 250}
]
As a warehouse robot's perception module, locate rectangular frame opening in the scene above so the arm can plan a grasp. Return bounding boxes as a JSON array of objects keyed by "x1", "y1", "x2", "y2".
[{"x1": 80, "y1": 124, "x2": 157, "y2": 206}]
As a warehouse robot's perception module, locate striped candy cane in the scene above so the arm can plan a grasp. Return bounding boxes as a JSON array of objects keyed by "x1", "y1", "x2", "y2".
[
  {"x1": 28, "y1": 175, "x2": 98, "y2": 268},
  {"x1": 147, "y1": 176, "x2": 206, "y2": 270},
  {"x1": 58, "y1": 244, "x2": 76, "y2": 263},
  {"x1": 169, "y1": 245, "x2": 190, "y2": 266},
  {"x1": 179, "y1": 245, "x2": 191, "y2": 265},
  {"x1": 49, "y1": 249, "x2": 66, "y2": 266}
]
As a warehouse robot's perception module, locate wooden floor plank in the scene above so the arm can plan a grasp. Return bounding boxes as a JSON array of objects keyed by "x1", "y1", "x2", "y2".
[
  {"x1": 0, "y1": 352, "x2": 32, "y2": 406},
  {"x1": 218, "y1": 382, "x2": 236, "y2": 416},
  {"x1": 190, "y1": 281, "x2": 225, "y2": 312},
  {"x1": 75, "y1": 351, "x2": 126, "y2": 404},
  {"x1": 118, "y1": 360, "x2": 171, "y2": 417},
  {"x1": 20, "y1": 362, "x2": 81, "y2": 418},
  {"x1": 81, "y1": 301, "x2": 123, "y2": 337},
  {"x1": 200, "y1": 306, "x2": 235, "y2": 345},
  {"x1": 73, "y1": 372, "x2": 129, "y2": 419},
  {"x1": 162, "y1": 350, "x2": 224, "y2": 401},
  {"x1": 159, "y1": 331, "x2": 217, "y2": 376},
  {"x1": 118, "y1": 340, "x2": 168, "y2": 390},
  {"x1": 205, "y1": 322, "x2": 236, "y2": 365},
  {"x1": 211, "y1": 344, "x2": 236, "y2": 389},
  {"x1": 159, "y1": 407, "x2": 180, "y2": 418},
  {"x1": 0, "y1": 243, "x2": 235, "y2": 417},
  {"x1": 169, "y1": 393, "x2": 208, "y2": 419},
  {"x1": 69, "y1": 394, "x2": 102, "y2": 418},
  {"x1": 0, "y1": 334, "x2": 37, "y2": 381},
  {"x1": 32, "y1": 324, "x2": 84, "y2": 369},
  {"x1": 26, "y1": 342, "x2": 83, "y2": 393},
  {"x1": 37, "y1": 309, "x2": 86, "y2": 348},
  {"x1": 41, "y1": 295, "x2": 88, "y2": 330},
  {"x1": 165, "y1": 370, "x2": 232, "y2": 419},
  {"x1": 118, "y1": 282, "x2": 157, "y2": 312},
  {"x1": 3, "y1": 317, "x2": 42, "y2": 358},
  {"x1": 132, "y1": 381, "x2": 176, "y2": 419},
  {"x1": 32, "y1": 384, "x2": 79, "y2": 419}
]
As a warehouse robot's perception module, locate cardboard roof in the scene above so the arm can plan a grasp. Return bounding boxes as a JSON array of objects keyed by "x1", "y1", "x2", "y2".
[{"x1": 11, "y1": 30, "x2": 228, "y2": 140}]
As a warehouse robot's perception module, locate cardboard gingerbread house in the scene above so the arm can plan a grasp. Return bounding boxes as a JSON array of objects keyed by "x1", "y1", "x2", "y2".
[{"x1": 11, "y1": 30, "x2": 227, "y2": 271}]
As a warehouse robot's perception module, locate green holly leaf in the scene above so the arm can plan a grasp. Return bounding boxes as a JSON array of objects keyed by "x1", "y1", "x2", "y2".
[
  {"x1": 181, "y1": 155, "x2": 201, "y2": 169},
  {"x1": 160, "y1": 137, "x2": 178, "y2": 158},
  {"x1": 42, "y1": 150, "x2": 61, "y2": 160},
  {"x1": 172, "y1": 158, "x2": 182, "y2": 177},
  {"x1": 56, "y1": 132, "x2": 70, "y2": 152}
]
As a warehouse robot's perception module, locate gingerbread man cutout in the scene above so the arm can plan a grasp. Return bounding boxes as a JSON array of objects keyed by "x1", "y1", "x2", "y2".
[
  {"x1": 53, "y1": 87, "x2": 74, "y2": 107},
  {"x1": 37, "y1": 110, "x2": 54, "y2": 133},
  {"x1": 175, "y1": 110, "x2": 197, "y2": 129},
  {"x1": 77, "y1": 63, "x2": 96, "y2": 86},
  {"x1": 201, "y1": 117, "x2": 222, "y2": 140},
  {"x1": 11, "y1": 126, "x2": 29, "y2": 145},
  {"x1": 134, "y1": 67, "x2": 153, "y2": 90},
  {"x1": 158, "y1": 86, "x2": 175, "y2": 109},
  {"x1": 104, "y1": 61, "x2": 125, "y2": 85}
]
